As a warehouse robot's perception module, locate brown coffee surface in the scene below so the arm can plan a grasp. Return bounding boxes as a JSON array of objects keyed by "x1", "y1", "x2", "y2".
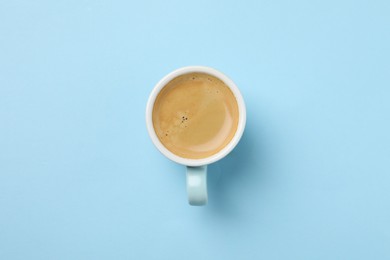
[{"x1": 152, "y1": 73, "x2": 239, "y2": 159}]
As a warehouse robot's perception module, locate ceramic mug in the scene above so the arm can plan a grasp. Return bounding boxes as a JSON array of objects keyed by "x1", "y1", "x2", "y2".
[{"x1": 146, "y1": 66, "x2": 246, "y2": 206}]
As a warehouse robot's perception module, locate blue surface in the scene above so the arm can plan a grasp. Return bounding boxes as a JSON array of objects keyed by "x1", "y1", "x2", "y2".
[{"x1": 1, "y1": 0, "x2": 389, "y2": 259}]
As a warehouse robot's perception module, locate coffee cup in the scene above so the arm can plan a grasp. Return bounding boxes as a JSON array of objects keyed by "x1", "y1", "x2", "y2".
[{"x1": 146, "y1": 66, "x2": 246, "y2": 206}]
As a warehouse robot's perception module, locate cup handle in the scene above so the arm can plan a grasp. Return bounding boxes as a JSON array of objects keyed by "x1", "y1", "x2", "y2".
[{"x1": 186, "y1": 166, "x2": 208, "y2": 206}]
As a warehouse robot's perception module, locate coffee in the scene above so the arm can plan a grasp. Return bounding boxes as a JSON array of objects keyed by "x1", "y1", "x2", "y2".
[{"x1": 152, "y1": 72, "x2": 239, "y2": 159}]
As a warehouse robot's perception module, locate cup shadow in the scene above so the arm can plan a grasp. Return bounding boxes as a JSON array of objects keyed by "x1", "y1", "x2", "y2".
[{"x1": 206, "y1": 122, "x2": 266, "y2": 216}]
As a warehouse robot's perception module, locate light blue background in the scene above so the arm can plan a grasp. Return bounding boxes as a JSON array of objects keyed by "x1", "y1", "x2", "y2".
[{"x1": 1, "y1": 0, "x2": 389, "y2": 259}]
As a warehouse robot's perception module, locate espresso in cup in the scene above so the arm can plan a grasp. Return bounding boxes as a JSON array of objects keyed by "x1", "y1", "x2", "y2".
[{"x1": 152, "y1": 73, "x2": 239, "y2": 159}]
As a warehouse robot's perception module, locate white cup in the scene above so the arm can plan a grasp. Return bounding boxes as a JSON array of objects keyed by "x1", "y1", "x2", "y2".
[{"x1": 146, "y1": 66, "x2": 246, "y2": 206}]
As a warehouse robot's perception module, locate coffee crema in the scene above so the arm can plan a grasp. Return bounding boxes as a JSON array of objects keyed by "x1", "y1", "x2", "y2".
[{"x1": 152, "y1": 73, "x2": 239, "y2": 159}]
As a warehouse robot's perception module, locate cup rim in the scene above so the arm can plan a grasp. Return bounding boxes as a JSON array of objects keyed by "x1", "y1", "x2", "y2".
[{"x1": 145, "y1": 66, "x2": 246, "y2": 166}]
